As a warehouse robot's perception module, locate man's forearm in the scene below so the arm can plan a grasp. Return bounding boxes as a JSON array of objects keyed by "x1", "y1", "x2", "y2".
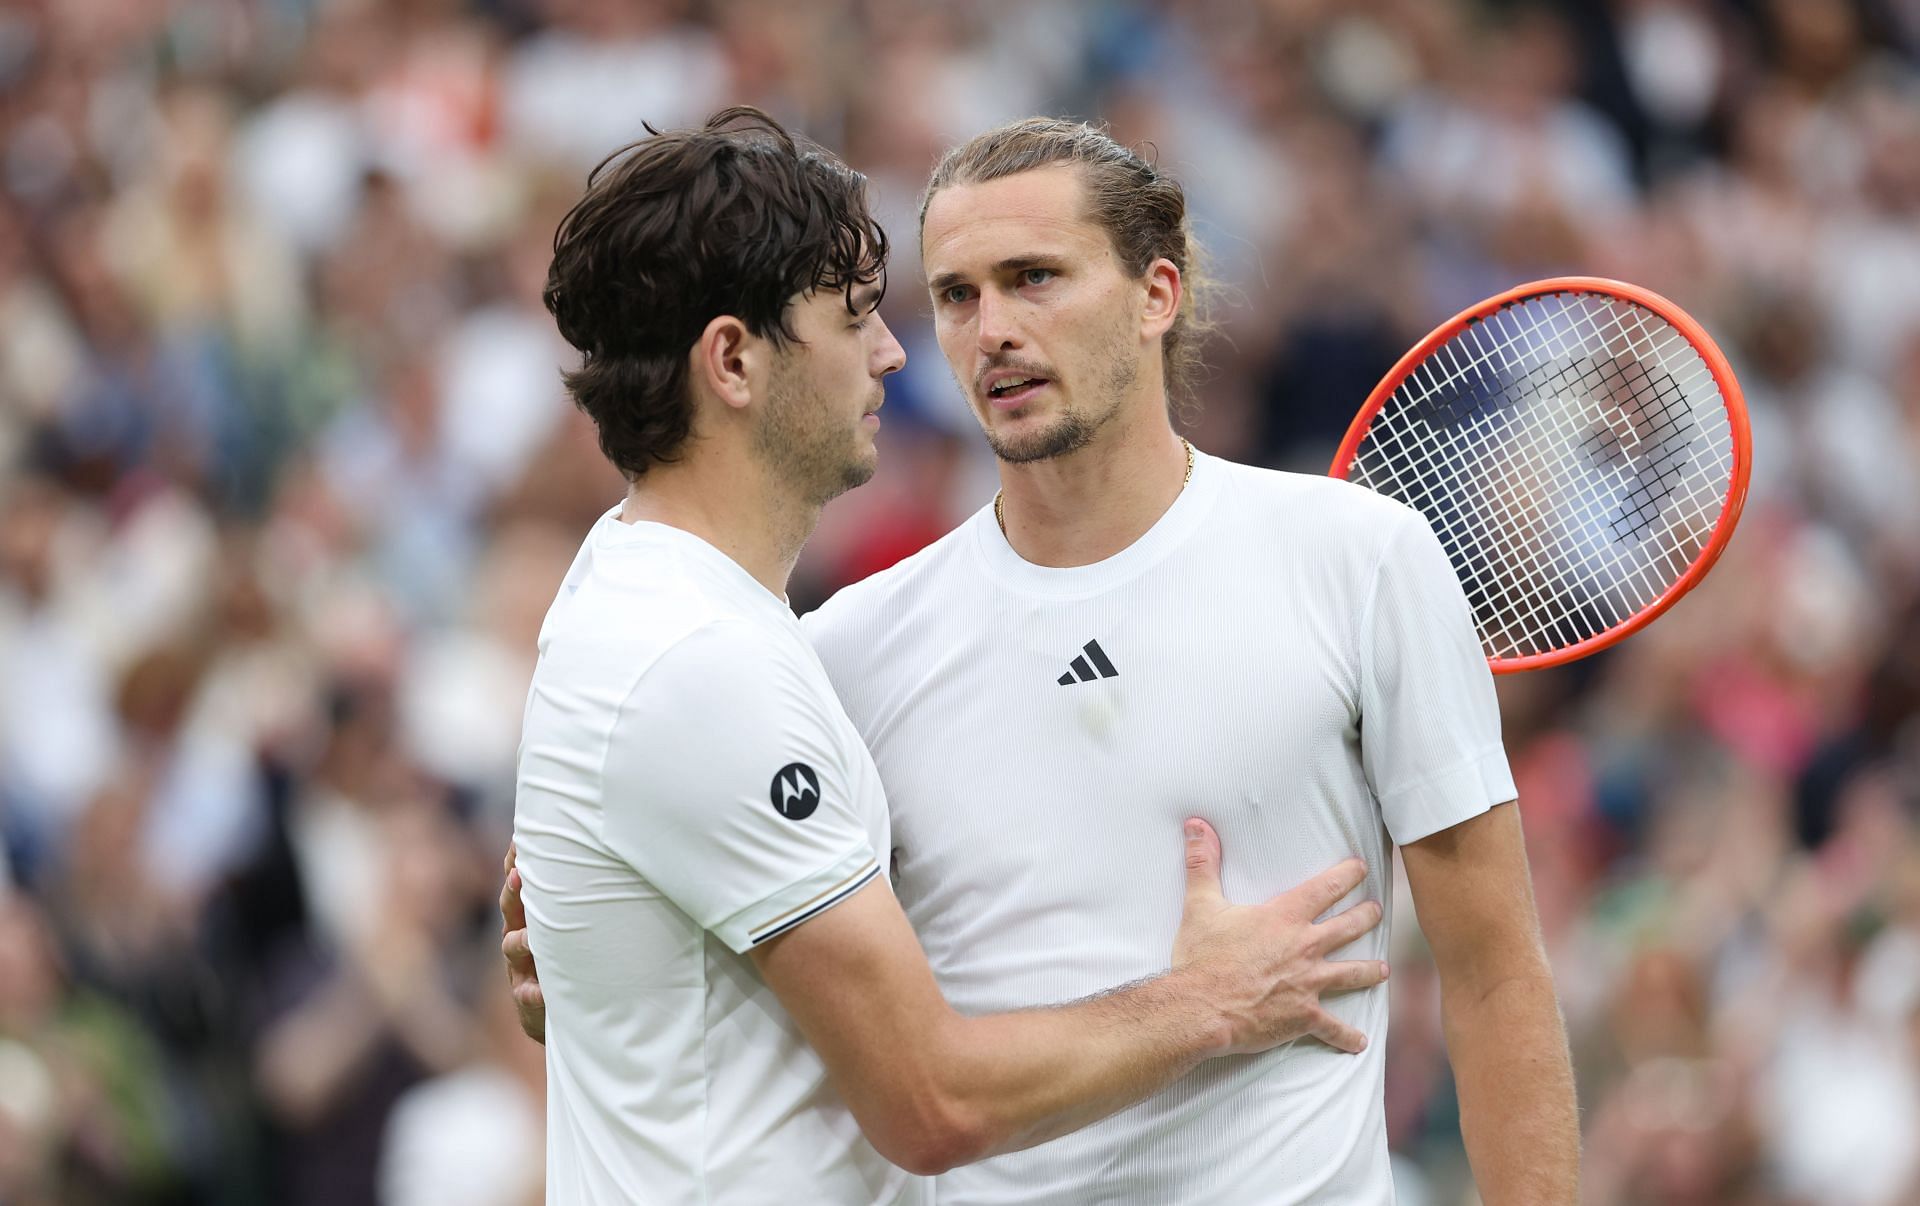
[
  {"x1": 904, "y1": 845, "x2": 1381, "y2": 1172},
  {"x1": 930, "y1": 970, "x2": 1228, "y2": 1163},
  {"x1": 1441, "y1": 970, "x2": 1578, "y2": 1203},
  {"x1": 800, "y1": 863, "x2": 1381, "y2": 1175},
  {"x1": 1403, "y1": 803, "x2": 1578, "y2": 1202}
]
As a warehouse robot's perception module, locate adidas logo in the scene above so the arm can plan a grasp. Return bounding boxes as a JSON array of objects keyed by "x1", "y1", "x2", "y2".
[{"x1": 1057, "y1": 640, "x2": 1119, "y2": 685}]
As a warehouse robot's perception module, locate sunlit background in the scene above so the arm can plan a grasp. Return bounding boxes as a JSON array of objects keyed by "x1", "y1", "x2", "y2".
[{"x1": 1, "y1": 1, "x2": 1917, "y2": 1203}]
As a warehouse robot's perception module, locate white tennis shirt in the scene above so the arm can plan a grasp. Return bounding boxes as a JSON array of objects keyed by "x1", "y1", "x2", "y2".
[
  {"x1": 513, "y1": 510, "x2": 926, "y2": 1206},
  {"x1": 803, "y1": 450, "x2": 1515, "y2": 1205}
]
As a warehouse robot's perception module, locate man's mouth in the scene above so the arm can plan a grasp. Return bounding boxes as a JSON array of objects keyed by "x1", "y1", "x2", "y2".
[{"x1": 986, "y1": 376, "x2": 1050, "y2": 408}]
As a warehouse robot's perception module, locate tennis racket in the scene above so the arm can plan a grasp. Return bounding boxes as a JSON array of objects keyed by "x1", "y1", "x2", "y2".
[{"x1": 1329, "y1": 277, "x2": 1751, "y2": 674}]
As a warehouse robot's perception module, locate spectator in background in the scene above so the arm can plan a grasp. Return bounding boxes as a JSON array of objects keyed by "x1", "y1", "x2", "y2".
[
  {"x1": 254, "y1": 799, "x2": 484, "y2": 1206},
  {"x1": 378, "y1": 956, "x2": 544, "y2": 1206},
  {"x1": 0, "y1": 1, "x2": 1914, "y2": 1202},
  {"x1": 0, "y1": 893, "x2": 179, "y2": 1204}
]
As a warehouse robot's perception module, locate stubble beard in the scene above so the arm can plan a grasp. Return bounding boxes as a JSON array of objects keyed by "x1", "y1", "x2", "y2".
[
  {"x1": 980, "y1": 317, "x2": 1141, "y2": 465},
  {"x1": 754, "y1": 359, "x2": 876, "y2": 508}
]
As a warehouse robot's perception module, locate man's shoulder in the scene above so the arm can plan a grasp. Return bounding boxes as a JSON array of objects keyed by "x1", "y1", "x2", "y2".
[
  {"x1": 537, "y1": 575, "x2": 817, "y2": 755},
  {"x1": 623, "y1": 615, "x2": 841, "y2": 743},
  {"x1": 1221, "y1": 459, "x2": 1416, "y2": 523},
  {"x1": 802, "y1": 512, "x2": 983, "y2": 649},
  {"x1": 1209, "y1": 459, "x2": 1429, "y2": 559},
  {"x1": 548, "y1": 531, "x2": 792, "y2": 658}
]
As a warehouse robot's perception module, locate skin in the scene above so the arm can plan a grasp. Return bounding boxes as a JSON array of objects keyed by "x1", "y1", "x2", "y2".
[
  {"x1": 510, "y1": 819, "x2": 1388, "y2": 1175},
  {"x1": 500, "y1": 845, "x2": 542, "y2": 1044},
  {"x1": 1402, "y1": 803, "x2": 1579, "y2": 1203},
  {"x1": 508, "y1": 156, "x2": 1576, "y2": 1198},
  {"x1": 620, "y1": 279, "x2": 898, "y2": 594},
  {"x1": 921, "y1": 162, "x2": 1575, "y2": 1202},
  {"x1": 755, "y1": 825, "x2": 1384, "y2": 1173},
  {"x1": 509, "y1": 263, "x2": 1391, "y2": 1177},
  {"x1": 753, "y1": 287, "x2": 892, "y2": 506},
  {"x1": 921, "y1": 164, "x2": 1189, "y2": 568}
]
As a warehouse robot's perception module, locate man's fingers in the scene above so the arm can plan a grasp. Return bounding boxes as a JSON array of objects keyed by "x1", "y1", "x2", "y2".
[
  {"x1": 1278, "y1": 857, "x2": 1367, "y2": 921},
  {"x1": 502, "y1": 926, "x2": 536, "y2": 975},
  {"x1": 1181, "y1": 818, "x2": 1223, "y2": 912},
  {"x1": 504, "y1": 842, "x2": 545, "y2": 1048},
  {"x1": 1317, "y1": 958, "x2": 1391, "y2": 995},
  {"x1": 1312, "y1": 898, "x2": 1384, "y2": 952},
  {"x1": 500, "y1": 867, "x2": 527, "y2": 933},
  {"x1": 504, "y1": 840, "x2": 517, "y2": 876},
  {"x1": 1307, "y1": 1009, "x2": 1368, "y2": 1054},
  {"x1": 513, "y1": 981, "x2": 546, "y2": 1045}
]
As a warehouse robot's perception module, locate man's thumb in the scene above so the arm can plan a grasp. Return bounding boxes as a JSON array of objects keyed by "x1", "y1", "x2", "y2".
[{"x1": 1182, "y1": 817, "x2": 1223, "y2": 909}]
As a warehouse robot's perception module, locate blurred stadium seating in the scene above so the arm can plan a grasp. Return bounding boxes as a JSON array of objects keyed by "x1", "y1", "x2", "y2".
[{"x1": 0, "y1": 1, "x2": 1917, "y2": 1202}]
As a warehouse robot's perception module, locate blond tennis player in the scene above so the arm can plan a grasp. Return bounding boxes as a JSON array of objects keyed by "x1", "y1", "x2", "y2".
[
  {"x1": 508, "y1": 108, "x2": 1392, "y2": 1206},
  {"x1": 508, "y1": 116, "x2": 1577, "y2": 1204}
]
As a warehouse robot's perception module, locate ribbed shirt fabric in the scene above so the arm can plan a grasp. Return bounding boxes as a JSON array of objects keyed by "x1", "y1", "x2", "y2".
[{"x1": 803, "y1": 451, "x2": 1515, "y2": 1205}]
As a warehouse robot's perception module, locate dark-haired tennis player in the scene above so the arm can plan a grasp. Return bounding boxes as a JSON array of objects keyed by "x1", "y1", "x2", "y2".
[{"x1": 509, "y1": 107, "x2": 1392, "y2": 1205}]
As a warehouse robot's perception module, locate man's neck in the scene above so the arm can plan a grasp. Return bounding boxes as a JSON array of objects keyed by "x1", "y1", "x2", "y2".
[
  {"x1": 995, "y1": 412, "x2": 1190, "y2": 569},
  {"x1": 618, "y1": 447, "x2": 815, "y2": 598}
]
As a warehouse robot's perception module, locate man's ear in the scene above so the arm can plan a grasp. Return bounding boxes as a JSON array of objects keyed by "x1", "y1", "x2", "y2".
[
  {"x1": 1140, "y1": 258, "x2": 1182, "y2": 343},
  {"x1": 692, "y1": 315, "x2": 761, "y2": 413}
]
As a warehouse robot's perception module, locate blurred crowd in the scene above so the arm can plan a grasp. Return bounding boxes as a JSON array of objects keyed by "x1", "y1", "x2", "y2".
[{"x1": 0, "y1": 0, "x2": 1917, "y2": 1202}]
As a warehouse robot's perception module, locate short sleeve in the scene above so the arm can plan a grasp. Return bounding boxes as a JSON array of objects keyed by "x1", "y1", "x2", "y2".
[
  {"x1": 1358, "y1": 509, "x2": 1517, "y2": 845},
  {"x1": 601, "y1": 619, "x2": 882, "y2": 953}
]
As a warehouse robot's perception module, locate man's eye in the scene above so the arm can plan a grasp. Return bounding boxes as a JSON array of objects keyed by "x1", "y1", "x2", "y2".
[
  {"x1": 1022, "y1": 269, "x2": 1053, "y2": 286},
  {"x1": 944, "y1": 286, "x2": 971, "y2": 304}
]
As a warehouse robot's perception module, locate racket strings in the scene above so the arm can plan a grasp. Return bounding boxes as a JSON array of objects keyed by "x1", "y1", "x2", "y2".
[
  {"x1": 1350, "y1": 292, "x2": 1735, "y2": 661},
  {"x1": 1376, "y1": 301, "x2": 1730, "y2": 656},
  {"x1": 1375, "y1": 342, "x2": 1718, "y2": 656}
]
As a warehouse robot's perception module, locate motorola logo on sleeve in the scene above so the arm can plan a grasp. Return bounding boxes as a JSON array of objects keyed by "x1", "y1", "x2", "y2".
[{"x1": 769, "y1": 763, "x2": 821, "y2": 820}]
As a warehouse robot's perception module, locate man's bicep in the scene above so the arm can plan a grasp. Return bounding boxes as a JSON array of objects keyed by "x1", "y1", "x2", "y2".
[
  {"x1": 602, "y1": 621, "x2": 882, "y2": 953},
  {"x1": 1400, "y1": 800, "x2": 1544, "y2": 992},
  {"x1": 751, "y1": 876, "x2": 948, "y2": 1063},
  {"x1": 750, "y1": 876, "x2": 955, "y2": 1164}
]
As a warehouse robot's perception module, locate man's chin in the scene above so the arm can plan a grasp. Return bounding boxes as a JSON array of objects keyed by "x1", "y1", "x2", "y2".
[
  {"x1": 823, "y1": 450, "x2": 877, "y2": 501},
  {"x1": 985, "y1": 411, "x2": 1093, "y2": 465}
]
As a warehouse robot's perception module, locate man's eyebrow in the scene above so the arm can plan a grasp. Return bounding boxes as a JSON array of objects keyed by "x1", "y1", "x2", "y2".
[
  {"x1": 927, "y1": 255, "x2": 1058, "y2": 293},
  {"x1": 848, "y1": 284, "x2": 883, "y2": 313}
]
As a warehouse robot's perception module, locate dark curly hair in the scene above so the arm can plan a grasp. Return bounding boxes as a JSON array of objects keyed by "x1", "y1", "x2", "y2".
[{"x1": 543, "y1": 107, "x2": 888, "y2": 480}]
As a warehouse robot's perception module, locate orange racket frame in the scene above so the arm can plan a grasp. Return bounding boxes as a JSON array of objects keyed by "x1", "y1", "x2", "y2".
[{"x1": 1328, "y1": 276, "x2": 1753, "y2": 674}]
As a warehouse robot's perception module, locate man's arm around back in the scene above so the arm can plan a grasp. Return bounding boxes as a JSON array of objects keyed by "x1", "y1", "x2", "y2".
[{"x1": 757, "y1": 818, "x2": 1386, "y2": 1177}]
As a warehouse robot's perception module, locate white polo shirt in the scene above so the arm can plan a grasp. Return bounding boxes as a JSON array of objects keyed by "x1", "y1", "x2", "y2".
[
  {"x1": 513, "y1": 509, "x2": 926, "y2": 1206},
  {"x1": 803, "y1": 451, "x2": 1515, "y2": 1205}
]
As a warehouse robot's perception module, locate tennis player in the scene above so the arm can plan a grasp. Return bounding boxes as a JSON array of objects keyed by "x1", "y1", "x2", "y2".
[
  {"x1": 811, "y1": 119, "x2": 1574, "y2": 1204},
  {"x1": 510, "y1": 108, "x2": 1395, "y2": 1206},
  {"x1": 816, "y1": 118, "x2": 1577, "y2": 1203}
]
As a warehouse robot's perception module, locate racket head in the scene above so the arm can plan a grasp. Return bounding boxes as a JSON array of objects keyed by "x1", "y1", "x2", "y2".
[{"x1": 1330, "y1": 277, "x2": 1752, "y2": 674}]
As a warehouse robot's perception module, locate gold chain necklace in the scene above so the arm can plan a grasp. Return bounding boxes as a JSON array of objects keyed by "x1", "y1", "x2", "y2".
[{"x1": 995, "y1": 439, "x2": 1194, "y2": 536}]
